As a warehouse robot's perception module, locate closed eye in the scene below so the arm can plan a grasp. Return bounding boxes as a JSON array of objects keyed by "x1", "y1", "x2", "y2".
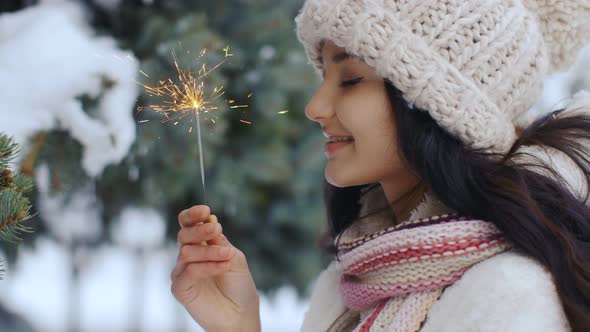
[{"x1": 340, "y1": 77, "x2": 364, "y2": 87}]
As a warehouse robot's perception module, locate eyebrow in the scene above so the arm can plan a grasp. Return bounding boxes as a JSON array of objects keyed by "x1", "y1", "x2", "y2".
[
  {"x1": 319, "y1": 52, "x2": 353, "y2": 65},
  {"x1": 320, "y1": 52, "x2": 355, "y2": 76},
  {"x1": 332, "y1": 52, "x2": 352, "y2": 63}
]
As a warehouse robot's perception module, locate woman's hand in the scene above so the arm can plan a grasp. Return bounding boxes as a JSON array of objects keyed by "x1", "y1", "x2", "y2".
[{"x1": 171, "y1": 205, "x2": 261, "y2": 332}]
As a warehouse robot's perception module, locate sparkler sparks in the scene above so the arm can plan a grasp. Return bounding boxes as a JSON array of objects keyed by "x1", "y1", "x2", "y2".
[
  {"x1": 139, "y1": 49, "x2": 227, "y2": 123},
  {"x1": 137, "y1": 46, "x2": 248, "y2": 204}
]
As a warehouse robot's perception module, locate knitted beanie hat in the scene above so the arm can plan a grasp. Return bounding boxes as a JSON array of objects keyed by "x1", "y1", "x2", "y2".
[{"x1": 295, "y1": 0, "x2": 590, "y2": 153}]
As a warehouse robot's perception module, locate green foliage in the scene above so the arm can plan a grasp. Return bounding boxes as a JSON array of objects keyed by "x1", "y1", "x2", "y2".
[
  {"x1": 19, "y1": 0, "x2": 330, "y2": 296},
  {"x1": 0, "y1": 134, "x2": 34, "y2": 244}
]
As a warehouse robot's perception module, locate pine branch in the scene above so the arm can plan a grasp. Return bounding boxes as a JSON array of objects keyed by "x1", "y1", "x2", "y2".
[
  {"x1": 12, "y1": 173, "x2": 33, "y2": 194},
  {"x1": 0, "y1": 133, "x2": 34, "y2": 244},
  {"x1": 0, "y1": 133, "x2": 18, "y2": 170},
  {"x1": 0, "y1": 191, "x2": 34, "y2": 243}
]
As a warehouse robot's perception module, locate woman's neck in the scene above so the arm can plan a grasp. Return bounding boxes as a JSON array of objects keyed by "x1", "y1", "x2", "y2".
[{"x1": 380, "y1": 180, "x2": 426, "y2": 225}]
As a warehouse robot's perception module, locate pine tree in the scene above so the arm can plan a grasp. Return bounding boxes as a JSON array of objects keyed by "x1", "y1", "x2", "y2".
[{"x1": 0, "y1": 133, "x2": 34, "y2": 278}]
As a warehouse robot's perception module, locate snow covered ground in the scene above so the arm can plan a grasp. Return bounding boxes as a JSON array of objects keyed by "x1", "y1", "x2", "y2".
[{"x1": 0, "y1": 237, "x2": 309, "y2": 332}]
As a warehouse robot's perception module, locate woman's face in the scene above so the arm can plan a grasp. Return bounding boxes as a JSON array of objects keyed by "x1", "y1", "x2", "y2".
[{"x1": 305, "y1": 41, "x2": 418, "y2": 194}]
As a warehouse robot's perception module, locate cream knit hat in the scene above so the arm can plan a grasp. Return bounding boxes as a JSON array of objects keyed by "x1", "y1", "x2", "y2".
[{"x1": 295, "y1": 0, "x2": 590, "y2": 153}]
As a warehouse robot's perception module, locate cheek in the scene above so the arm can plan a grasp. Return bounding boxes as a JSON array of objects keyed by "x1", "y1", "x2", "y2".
[
  {"x1": 348, "y1": 94, "x2": 397, "y2": 153},
  {"x1": 351, "y1": 93, "x2": 402, "y2": 170},
  {"x1": 361, "y1": 123, "x2": 400, "y2": 166}
]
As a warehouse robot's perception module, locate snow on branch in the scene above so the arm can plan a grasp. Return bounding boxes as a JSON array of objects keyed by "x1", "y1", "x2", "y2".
[{"x1": 0, "y1": 2, "x2": 139, "y2": 177}]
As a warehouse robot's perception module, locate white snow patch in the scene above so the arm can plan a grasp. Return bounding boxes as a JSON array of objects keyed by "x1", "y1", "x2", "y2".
[
  {"x1": 35, "y1": 164, "x2": 103, "y2": 243},
  {"x1": 0, "y1": 1, "x2": 138, "y2": 177},
  {"x1": 111, "y1": 207, "x2": 166, "y2": 249},
  {"x1": 0, "y1": 239, "x2": 309, "y2": 332}
]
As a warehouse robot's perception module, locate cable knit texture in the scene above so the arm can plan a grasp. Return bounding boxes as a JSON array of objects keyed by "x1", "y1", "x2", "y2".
[
  {"x1": 331, "y1": 213, "x2": 511, "y2": 331},
  {"x1": 295, "y1": 0, "x2": 590, "y2": 153}
]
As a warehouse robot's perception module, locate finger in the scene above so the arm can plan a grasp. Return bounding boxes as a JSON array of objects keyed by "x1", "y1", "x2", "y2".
[
  {"x1": 177, "y1": 222, "x2": 222, "y2": 245},
  {"x1": 171, "y1": 261, "x2": 231, "y2": 302},
  {"x1": 207, "y1": 215, "x2": 218, "y2": 224},
  {"x1": 178, "y1": 205, "x2": 211, "y2": 228},
  {"x1": 172, "y1": 260, "x2": 231, "y2": 286},
  {"x1": 172, "y1": 244, "x2": 234, "y2": 279},
  {"x1": 204, "y1": 215, "x2": 228, "y2": 246},
  {"x1": 206, "y1": 232, "x2": 228, "y2": 246},
  {"x1": 181, "y1": 244, "x2": 233, "y2": 263},
  {"x1": 202, "y1": 215, "x2": 220, "y2": 245}
]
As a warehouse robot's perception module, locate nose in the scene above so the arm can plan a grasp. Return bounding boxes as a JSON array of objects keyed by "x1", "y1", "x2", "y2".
[{"x1": 305, "y1": 81, "x2": 336, "y2": 123}]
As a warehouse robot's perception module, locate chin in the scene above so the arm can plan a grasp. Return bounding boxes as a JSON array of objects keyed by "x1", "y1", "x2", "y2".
[{"x1": 325, "y1": 167, "x2": 370, "y2": 188}]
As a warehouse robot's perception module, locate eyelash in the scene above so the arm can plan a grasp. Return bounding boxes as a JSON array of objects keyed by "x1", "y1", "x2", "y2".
[{"x1": 340, "y1": 77, "x2": 364, "y2": 87}]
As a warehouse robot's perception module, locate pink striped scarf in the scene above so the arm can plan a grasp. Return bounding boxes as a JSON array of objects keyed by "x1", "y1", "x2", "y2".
[{"x1": 331, "y1": 213, "x2": 512, "y2": 332}]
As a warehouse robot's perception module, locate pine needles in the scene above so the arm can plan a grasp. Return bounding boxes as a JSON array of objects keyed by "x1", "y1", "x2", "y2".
[{"x1": 0, "y1": 133, "x2": 33, "y2": 244}]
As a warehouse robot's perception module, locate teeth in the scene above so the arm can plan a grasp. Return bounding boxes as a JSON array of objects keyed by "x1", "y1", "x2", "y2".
[{"x1": 328, "y1": 137, "x2": 354, "y2": 143}]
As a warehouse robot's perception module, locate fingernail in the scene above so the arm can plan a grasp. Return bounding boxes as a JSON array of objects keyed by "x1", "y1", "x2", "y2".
[{"x1": 183, "y1": 213, "x2": 191, "y2": 224}]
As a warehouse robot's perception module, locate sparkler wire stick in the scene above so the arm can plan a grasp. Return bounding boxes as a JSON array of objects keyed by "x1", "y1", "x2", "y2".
[
  {"x1": 194, "y1": 105, "x2": 207, "y2": 204},
  {"x1": 137, "y1": 46, "x2": 247, "y2": 206}
]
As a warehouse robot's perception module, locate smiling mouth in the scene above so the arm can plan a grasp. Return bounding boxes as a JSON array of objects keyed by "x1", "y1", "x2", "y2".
[
  {"x1": 324, "y1": 138, "x2": 354, "y2": 157},
  {"x1": 326, "y1": 136, "x2": 354, "y2": 143}
]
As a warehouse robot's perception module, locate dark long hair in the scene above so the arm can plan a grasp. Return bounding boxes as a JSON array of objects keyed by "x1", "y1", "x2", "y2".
[{"x1": 319, "y1": 81, "x2": 590, "y2": 330}]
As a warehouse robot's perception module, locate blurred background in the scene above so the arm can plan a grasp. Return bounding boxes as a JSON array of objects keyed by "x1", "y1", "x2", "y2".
[{"x1": 0, "y1": 0, "x2": 588, "y2": 331}]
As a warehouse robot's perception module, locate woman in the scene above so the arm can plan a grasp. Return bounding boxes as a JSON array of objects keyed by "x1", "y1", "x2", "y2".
[{"x1": 171, "y1": 1, "x2": 590, "y2": 331}]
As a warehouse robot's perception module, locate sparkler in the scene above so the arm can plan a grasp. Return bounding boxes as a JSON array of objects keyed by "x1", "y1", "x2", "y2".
[{"x1": 137, "y1": 46, "x2": 248, "y2": 204}]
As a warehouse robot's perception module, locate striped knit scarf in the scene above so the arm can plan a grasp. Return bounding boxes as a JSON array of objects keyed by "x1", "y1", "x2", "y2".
[{"x1": 330, "y1": 213, "x2": 512, "y2": 332}]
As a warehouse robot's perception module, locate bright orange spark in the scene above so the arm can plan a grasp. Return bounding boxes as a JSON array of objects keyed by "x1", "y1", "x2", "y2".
[{"x1": 137, "y1": 49, "x2": 230, "y2": 124}]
